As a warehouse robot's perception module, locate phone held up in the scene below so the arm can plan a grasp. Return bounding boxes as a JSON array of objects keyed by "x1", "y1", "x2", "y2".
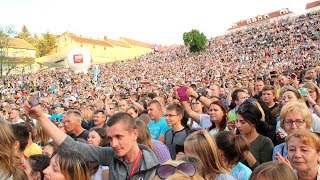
[
  {"x1": 177, "y1": 87, "x2": 189, "y2": 101},
  {"x1": 28, "y1": 91, "x2": 41, "y2": 107}
]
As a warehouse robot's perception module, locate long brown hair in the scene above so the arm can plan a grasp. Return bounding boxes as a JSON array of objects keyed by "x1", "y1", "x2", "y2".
[
  {"x1": 208, "y1": 100, "x2": 228, "y2": 132},
  {"x1": 134, "y1": 119, "x2": 154, "y2": 150},
  {"x1": 185, "y1": 130, "x2": 230, "y2": 179},
  {"x1": 0, "y1": 120, "x2": 19, "y2": 178},
  {"x1": 52, "y1": 148, "x2": 90, "y2": 180}
]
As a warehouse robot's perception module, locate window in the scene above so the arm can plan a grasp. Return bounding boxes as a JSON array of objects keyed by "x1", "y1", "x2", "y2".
[
  {"x1": 252, "y1": 17, "x2": 257, "y2": 22},
  {"x1": 258, "y1": 16, "x2": 263, "y2": 21},
  {"x1": 265, "y1": 15, "x2": 270, "y2": 19}
]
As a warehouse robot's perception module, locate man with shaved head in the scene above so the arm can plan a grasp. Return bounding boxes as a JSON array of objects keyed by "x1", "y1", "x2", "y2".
[{"x1": 147, "y1": 100, "x2": 171, "y2": 143}]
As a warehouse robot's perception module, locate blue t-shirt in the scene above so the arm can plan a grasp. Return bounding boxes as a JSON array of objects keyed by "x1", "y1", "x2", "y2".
[
  {"x1": 231, "y1": 162, "x2": 252, "y2": 180},
  {"x1": 147, "y1": 117, "x2": 171, "y2": 140},
  {"x1": 50, "y1": 113, "x2": 63, "y2": 122}
]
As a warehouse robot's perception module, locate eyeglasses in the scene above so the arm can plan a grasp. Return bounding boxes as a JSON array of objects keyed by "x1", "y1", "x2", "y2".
[
  {"x1": 163, "y1": 114, "x2": 179, "y2": 118},
  {"x1": 284, "y1": 119, "x2": 305, "y2": 126},
  {"x1": 156, "y1": 162, "x2": 196, "y2": 179}
]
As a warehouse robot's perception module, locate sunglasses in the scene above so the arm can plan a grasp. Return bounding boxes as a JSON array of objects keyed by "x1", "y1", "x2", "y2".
[{"x1": 156, "y1": 162, "x2": 196, "y2": 179}]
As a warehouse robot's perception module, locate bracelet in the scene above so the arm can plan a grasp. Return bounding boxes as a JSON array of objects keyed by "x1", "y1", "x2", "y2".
[
  {"x1": 196, "y1": 94, "x2": 202, "y2": 101},
  {"x1": 312, "y1": 103, "x2": 318, "y2": 108}
]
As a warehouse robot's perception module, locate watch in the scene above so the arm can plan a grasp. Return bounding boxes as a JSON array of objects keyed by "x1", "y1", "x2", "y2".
[{"x1": 196, "y1": 94, "x2": 202, "y2": 101}]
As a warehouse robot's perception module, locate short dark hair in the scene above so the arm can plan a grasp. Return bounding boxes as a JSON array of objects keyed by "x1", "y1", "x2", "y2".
[
  {"x1": 166, "y1": 104, "x2": 184, "y2": 117},
  {"x1": 11, "y1": 123, "x2": 29, "y2": 152},
  {"x1": 147, "y1": 100, "x2": 162, "y2": 109},
  {"x1": 231, "y1": 89, "x2": 247, "y2": 101},
  {"x1": 106, "y1": 112, "x2": 135, "y2": 132},
  {"x1": 28, "y1": 154, "x2": 50, "y2": 180}
]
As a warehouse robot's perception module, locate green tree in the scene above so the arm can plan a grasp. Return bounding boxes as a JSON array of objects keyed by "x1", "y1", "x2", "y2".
[
  {"x1": 33, "y1": 32, "x2": 57, "y2": 57},
  {"x1": 0, "y1": 26, "x2": 17, "y2": 77},
  {"x1": 183, "y1": 29, "x2": 207, "y2": 53},
  {"x1": 17, "y1": 25, "x2": 32, "y2": 43}
]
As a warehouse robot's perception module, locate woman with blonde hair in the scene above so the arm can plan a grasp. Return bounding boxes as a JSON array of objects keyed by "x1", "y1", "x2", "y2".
[
  {"x1": 43, "y1": 148, "x2": 90, "y2": 180},
  {"x1": 80, "y1": 106, "x2": 94, "y2": 130},
  {"x1": 134, "y1": 119, "x2": 171, "y2": 163},
  {"x1": 32, "y1": 124, "x2": 50, "y2": 147},
  {"x1": 183, "y1": 130, "x2": 234, "y2": 179},
  {"x1": 0, "y1": 119, "x2": 19, "y2": 179},
  {"x1": 273, "y1": 102, "x2": 313, "y2": 160},
  {"x1": 285, "y1": 130, "x2": 320, "y2": 179}
]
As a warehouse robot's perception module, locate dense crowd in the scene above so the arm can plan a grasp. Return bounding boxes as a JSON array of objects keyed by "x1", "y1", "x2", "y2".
[{"x1": 0, "y1": 10, "x2": 320, "y2": 180}]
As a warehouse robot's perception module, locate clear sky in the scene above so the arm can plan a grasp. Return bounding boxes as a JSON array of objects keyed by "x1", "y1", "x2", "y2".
[{"x1": 0, "y1": 0, "x2": 314, "y2": 45}]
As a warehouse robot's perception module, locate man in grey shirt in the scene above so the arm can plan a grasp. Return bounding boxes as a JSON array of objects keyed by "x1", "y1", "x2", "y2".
[{"x1": 25, "y1": 101, "x2": 159, "y2": 180}]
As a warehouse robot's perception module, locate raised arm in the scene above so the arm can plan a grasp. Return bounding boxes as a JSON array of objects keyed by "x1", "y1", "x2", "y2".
[
  {"x1": 25, "y1": 102, "x2": 67, "y2": 146},
  {"x1": 180, "y1": 101, "x2": 201, "y2": 123}
]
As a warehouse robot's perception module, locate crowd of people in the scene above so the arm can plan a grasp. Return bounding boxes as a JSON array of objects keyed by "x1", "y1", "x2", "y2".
[{"x1": 0, "y1": 9, "x2": 319, "y2": 180}]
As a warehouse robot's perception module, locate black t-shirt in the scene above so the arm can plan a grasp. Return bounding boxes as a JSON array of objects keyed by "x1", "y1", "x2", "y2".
[{"x1": 69, "y1": 129, "x2": 89, "y2": 142}]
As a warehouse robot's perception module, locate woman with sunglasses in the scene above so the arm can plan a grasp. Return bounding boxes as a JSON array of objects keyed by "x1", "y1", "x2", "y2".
[
  {"x1": 273, "y1": 102, "x2": 313, "y2": 160},
  {"x1": 152, "y1": 160, "x2": 204, "y2": 180},
  {"x1": 183, "y1": 130, "x2": 234, "y2": 179},
  {"x1": 235, "y1": 101, "x2": 274, "y2": 170}
]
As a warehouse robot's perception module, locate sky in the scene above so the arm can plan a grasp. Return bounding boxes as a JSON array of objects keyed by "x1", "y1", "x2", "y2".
[{"x1": 0, "y1": 0, "x2": 315, "y2": 45}]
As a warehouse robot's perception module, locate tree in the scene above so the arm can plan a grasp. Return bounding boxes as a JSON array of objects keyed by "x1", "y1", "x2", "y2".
[
  {"x1": 17, "y1": 25, "x2": 32, "y2": 43},
  {"x1": 183, "y1": 29, "x2": 207, "y2": 53},
  {"x1": 33, "y1": 32, "x2": 57, "y2": 57},
  {"x1": 0, "y1": 26, "x2": 17, "y2": 77}
]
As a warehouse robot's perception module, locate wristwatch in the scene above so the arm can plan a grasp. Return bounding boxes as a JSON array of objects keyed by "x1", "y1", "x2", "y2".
[{"x1": 196, "y1": 93, "x2": 202, "y2": 101}]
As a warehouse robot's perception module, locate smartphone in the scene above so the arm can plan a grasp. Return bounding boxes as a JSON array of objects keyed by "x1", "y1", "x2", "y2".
[
  {"x1": 28, "y1": 91, "x2": 41, "y2": 107},
  {"x1": 299, "y1": 88, "x2": 308, "y2": 96},
  {"x1": 177, "y1": 87, "x2": 189, "y2": 101}
]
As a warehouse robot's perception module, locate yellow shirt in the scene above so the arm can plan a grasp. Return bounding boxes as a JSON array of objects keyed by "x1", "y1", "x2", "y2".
[{"x1": 23, "y1": 143, "x2": 43, "y2": 158}]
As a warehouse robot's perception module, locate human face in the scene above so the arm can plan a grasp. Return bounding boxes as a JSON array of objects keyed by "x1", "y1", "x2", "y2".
[
  {"x1": 209, "y1": 85, "x2": 220, "y2": 97},
  {"x1": 255, "y1": 81, "x2": 264, "y2": 92},
  {"x1": 208, "y1": 104, "x2": 225, "y2": 124},
  {"x1": 43, "y1": 145, "x2": 54, "y2": 158},
  {"x1": 262, "y1": 90, "x2": 275, "y2": 104},
  {"x1": 93, "y1": 112, "x2": 106, "y2": 127},
  {"x1": 281, "y1": 91, "x2": 299, "y2": 106},
  {"x1": 118, "y1": 100, "x2": 128, "y2": 112},
  {"x1": 164, "y1": 110, "x2": 181, "y2": 126},
  {"x1": 167, "y1": 97, "x2": 173, "y2": 105},
  {"x1": 306, "y1": 69, "x2": 316, "y2": 78},
  {"x1": 127, "y1": 108, "x2": 138, "y2": 119},
  {"x1": 307, "y1": 88, "x2": 317, "y2": 101},
  {"x1": 87, "y1": 131, "x2": 102, "y2": 147},
  {"x1": 191, "y1": 100, "x2": 202, "y2": 113},
  {"x1": 242, "y1": 78, "x2": 249, "y2": 86},
  {"x1": 106, "y1": 122, "x2": 138, "y2": 158},
  {"x1": 287, "y1": 137, "x2": 320, "y2": 174},
  {"x1": 43, "y1": 155, "x2": 66, "y2": 180},
  {"x1": 283, "y1": 112, "x2": 308, "y2": 134},
  {"x1": 236, "y1": 92, "x2": 248, "y2": 106},
  {"x1": 278, "y1": 76, "x2": 288, "y2": 86},
  {"x1": 62, "y1": 114, "x2": 78, "y2": 133},
  {"x1": 9, "y1": 110, "x2": 19, "y2": 119},
  {"x1": 235, "y1": 114, "x2": 254, "y2": 136},
  {"x1": 147, "y1": 104, "x2": 162, "y2": 120}
]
